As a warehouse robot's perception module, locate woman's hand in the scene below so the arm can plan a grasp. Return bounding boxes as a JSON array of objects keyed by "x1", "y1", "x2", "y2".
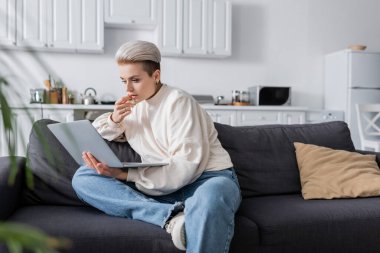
[
  {"x1": 82, "y1": 152, "x2": 128, "y2": 180},
  {"x1": 110, "y1": 96, "x2": 136, "y2": 123}
]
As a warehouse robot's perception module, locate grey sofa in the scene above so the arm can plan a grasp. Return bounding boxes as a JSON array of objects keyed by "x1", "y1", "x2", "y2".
[{"x1": 1, "y1": 119, "x2": 380, "y2": 253}]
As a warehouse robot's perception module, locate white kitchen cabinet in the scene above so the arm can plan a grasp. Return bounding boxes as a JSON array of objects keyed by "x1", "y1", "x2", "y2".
[
  {"x1": 42, "y1": 108, "x2": 74, "y2": 122},
  {"x1": 204, "y1": 107, "x2": 307, "y2": 126},
  {"x1": 305, "y1": 110, "x2": 344, "y2": 124},
  {"x1": 206, "y1": 109, "x2": 236, "y2": 125},
  {"x1": 46, "y1": 0, "x2": 76, "y2": 49},
  {"x1": 157, "y1": 0, "x2": 231, "y2": 57},
  {"x1": 0, "y1": 108, "x2": 41, "y2": 157},
  {"x1": 15, "y1": 0, "x2": 103, "y2": 52},
  {"x1": 12, "y1": 109, "x2": 40, "y2": 156},
  {"x1": 17, "y1": 0, "x2": 47, "y2": 48},
  {"x1": 183, "y1": 0, "x2": 231, "y2": 56},
  {"x1": 0, "y1": 107, "x2": 77, "y2": 156},
  {"x1": 76, "y1": 0, "x2": 104, "y2": 51},
  {"x1": 0, "y1": 0, "x2": 16, "y2": 46},
  {"x1": 105, "y1": 0, "x2": 157, "y2": 28},
  {"x1": 156, "y1": 0, "x2": 183, "y2": 54},
  {"x1": 182, "y1": 0, "x2": 208, "y2": 55},
  {"x1": 237, "y1": 110, "x2": 305, "y2": 126},
  {"x1": 208, "y1": 0, "x2": 231, "y2": 56},
  {"x1": 237, "y1": 111, "x2": 282, "y2": 126},
  {"x1": 282, "y1": 111, "x2": 305, "y2": 124},
  {"x1": 0, "y1": 113, "x2": 8, "y2": 156}
]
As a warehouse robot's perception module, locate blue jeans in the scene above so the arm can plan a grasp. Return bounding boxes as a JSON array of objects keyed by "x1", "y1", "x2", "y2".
[{"x1": 72, "y1": 166, "x2": 242, "y2": 253}]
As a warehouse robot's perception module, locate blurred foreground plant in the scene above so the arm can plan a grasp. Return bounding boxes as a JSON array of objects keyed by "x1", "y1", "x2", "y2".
[
  {"x1": 0, "y1": 76, "x2": 19, "y2": 185},
  {"x1": 0, "y1": 47, "x2": 71, "y2": 252},
  {"x1": 0, "y1": 222, "x2": 71, "y2": 253}
]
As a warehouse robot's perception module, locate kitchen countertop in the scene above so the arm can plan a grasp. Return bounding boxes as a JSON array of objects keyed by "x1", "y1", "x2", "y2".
[
  {"x1": 12, "y1": 103, "x2": 116, "y2": 110},
  {"x1": 10, "y1": 103, "x2": 309, "y2": 111},
  {"x1": 202, "y1": 104, "x2": 308, "y2": 111}
]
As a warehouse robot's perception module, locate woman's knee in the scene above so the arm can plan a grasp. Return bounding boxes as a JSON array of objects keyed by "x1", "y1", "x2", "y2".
[
  {"x1": 210, "y1": 176, "x2": 240, "y2": 198},
  {"x1": 188, "y1": 177, "x2": 241, "y2": 213},
  {"x1": 71, "y1": 166, "x2": 96, "y2": 192},
  {"x1": 213, "y1": 180, "x2": 240, "y2": 211}
]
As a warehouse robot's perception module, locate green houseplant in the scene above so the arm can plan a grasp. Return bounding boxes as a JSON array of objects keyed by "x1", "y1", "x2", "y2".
[{"x1": 0, "y1": 48, "x2": 70, "y2": 253}]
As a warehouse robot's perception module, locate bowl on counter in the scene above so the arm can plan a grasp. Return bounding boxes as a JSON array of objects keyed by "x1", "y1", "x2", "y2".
[{"x1": 348, "y1": 44, "x2": 367, "y2": 51}]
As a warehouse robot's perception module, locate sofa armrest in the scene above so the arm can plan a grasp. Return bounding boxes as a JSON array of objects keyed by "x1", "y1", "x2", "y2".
[{"x1": 0, "y1": 156, "x2": 26, "y2": 220}]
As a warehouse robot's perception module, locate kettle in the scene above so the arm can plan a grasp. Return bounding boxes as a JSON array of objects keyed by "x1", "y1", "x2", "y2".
[{"x1": 82, "y1": 87, "x2": 97, "y2": 105}]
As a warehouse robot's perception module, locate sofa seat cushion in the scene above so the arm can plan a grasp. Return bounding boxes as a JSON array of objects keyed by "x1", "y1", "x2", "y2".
[
  {"x1": 230, "y1": 215, "x2": 260, "y2": 251},
  {"x1": 7, "y1": 205, "x2": 258, "y2": 253},
  {"x1": 8, "y1": 205, "x2": 180, "y2": 253},
  {"x1": 238, "y1": 194, "x2": 380, "y2": 250}
]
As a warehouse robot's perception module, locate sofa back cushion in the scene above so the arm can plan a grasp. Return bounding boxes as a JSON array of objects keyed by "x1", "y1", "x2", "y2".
[
  {"x1": 26, "y1": 119, "x2": 355, "y2": 204},
  {"x1": 214, "y1": 121, "x2": 355, "y2": 198},
  {"x1": 25, "y1": 119, "x2": 141, "y2": 205}
]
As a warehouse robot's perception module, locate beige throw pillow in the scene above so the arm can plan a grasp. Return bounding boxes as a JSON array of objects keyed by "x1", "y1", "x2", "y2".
[{"x1": 294, "y1": 142, "x2": 380, "y2": 200}]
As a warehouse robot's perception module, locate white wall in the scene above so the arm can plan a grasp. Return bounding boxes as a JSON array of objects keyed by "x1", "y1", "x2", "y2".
[{"x1": 2, "y1": 0, "x2": 380, "y2": 108}]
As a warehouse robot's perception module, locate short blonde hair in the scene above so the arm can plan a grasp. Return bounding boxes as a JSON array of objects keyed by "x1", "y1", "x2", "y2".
[
  {"x1": 115, "y1": 41, "x2": 161, "y2": 76},
  {"x1": 115, "y1": 40, "x2": 161, "y2": 63}
]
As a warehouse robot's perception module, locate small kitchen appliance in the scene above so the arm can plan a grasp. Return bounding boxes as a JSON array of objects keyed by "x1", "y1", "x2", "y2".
[
  {"x1": 82, "y1": 87, "x2": 97, "y2": 105},
  {"x1": 248, "y1": 86, "x2": 291, "y2": 106},
  {"x1": 30, "y1": 88, "x2": 46, "y2": 103}
]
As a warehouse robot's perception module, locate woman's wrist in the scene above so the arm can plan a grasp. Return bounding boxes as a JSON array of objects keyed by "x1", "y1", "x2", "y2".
[
  {"x1": 121, "y1": 170, "x2": 128, "y2": 180},
  {"x1": 110, "y1": 113, "x2": 120, "y2": 124}
]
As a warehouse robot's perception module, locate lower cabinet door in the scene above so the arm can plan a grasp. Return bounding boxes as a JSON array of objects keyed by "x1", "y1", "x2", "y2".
[
  {"x1": 8, "y1": 108, "x2": 42, "y2": 156},
  {"x1": 42, "y1": 109, "x2": 74, "y2": 122},
  {"x1": 0, "y1": 113, "x2": 8, "y2": 156},
  {"x1": 237, "y1": 111, "x2": 282, "y2": 126},
  {"x1": 206, "y1": 110, "x2": 236, "y2": 126},
  {"x1": 282, "y1": 111, "x2": 306, "y2": 124}
]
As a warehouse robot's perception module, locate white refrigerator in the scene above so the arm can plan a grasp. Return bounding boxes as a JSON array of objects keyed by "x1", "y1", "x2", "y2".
[{"x1": 325, "y1": 49, "x2": 380, "y2": 148}]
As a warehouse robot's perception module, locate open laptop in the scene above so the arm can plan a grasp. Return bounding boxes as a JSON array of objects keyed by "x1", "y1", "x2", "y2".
[{"x1": 47, "y1": 120, "x2": 168, "y2": 168}]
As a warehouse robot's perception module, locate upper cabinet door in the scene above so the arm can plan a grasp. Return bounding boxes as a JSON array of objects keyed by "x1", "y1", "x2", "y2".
[
  {"x1": 0, "y1": 0, "x2": 16, "y2": 46},
  {"x1": 157, "y1": 0, "x2": 231, "y2": 58},
  {"x1": 17, "y1": 0, "x2": 47, "y2": 48},
  {"x1": 48, "y1": 0, "x2": 103, "y2": 52},
  {"x1": 76, "y1": 0, "x2": 104, "y2": 51},
  {"x1": 12, "y1": 0, "x2": 103, "y2": 52},
  {"x1": 208, "y1": 0, "x2": 231, "y2": 56},
  {"x1": 47, "y1": 0, "x2": 76, "y2": 50},
  {"x1": 156, "y1": 0, "x2": 183, "y2": 55},
  {"x1": 183, "y1": 0, "x2": 208, "y2": 55},
  {"x1": 105, "y1": 0, "x2": 157, "y2": 28}
]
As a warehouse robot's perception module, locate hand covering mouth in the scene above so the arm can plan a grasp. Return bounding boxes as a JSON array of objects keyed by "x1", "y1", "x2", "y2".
[{"x1": 128, "y1": 95, "x2": 137, "y2": 104}]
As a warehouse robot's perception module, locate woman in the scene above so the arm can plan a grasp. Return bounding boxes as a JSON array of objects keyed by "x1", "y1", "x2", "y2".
[{"x1": 72, "y1": 40, "x2": 241, "y2": 253}]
